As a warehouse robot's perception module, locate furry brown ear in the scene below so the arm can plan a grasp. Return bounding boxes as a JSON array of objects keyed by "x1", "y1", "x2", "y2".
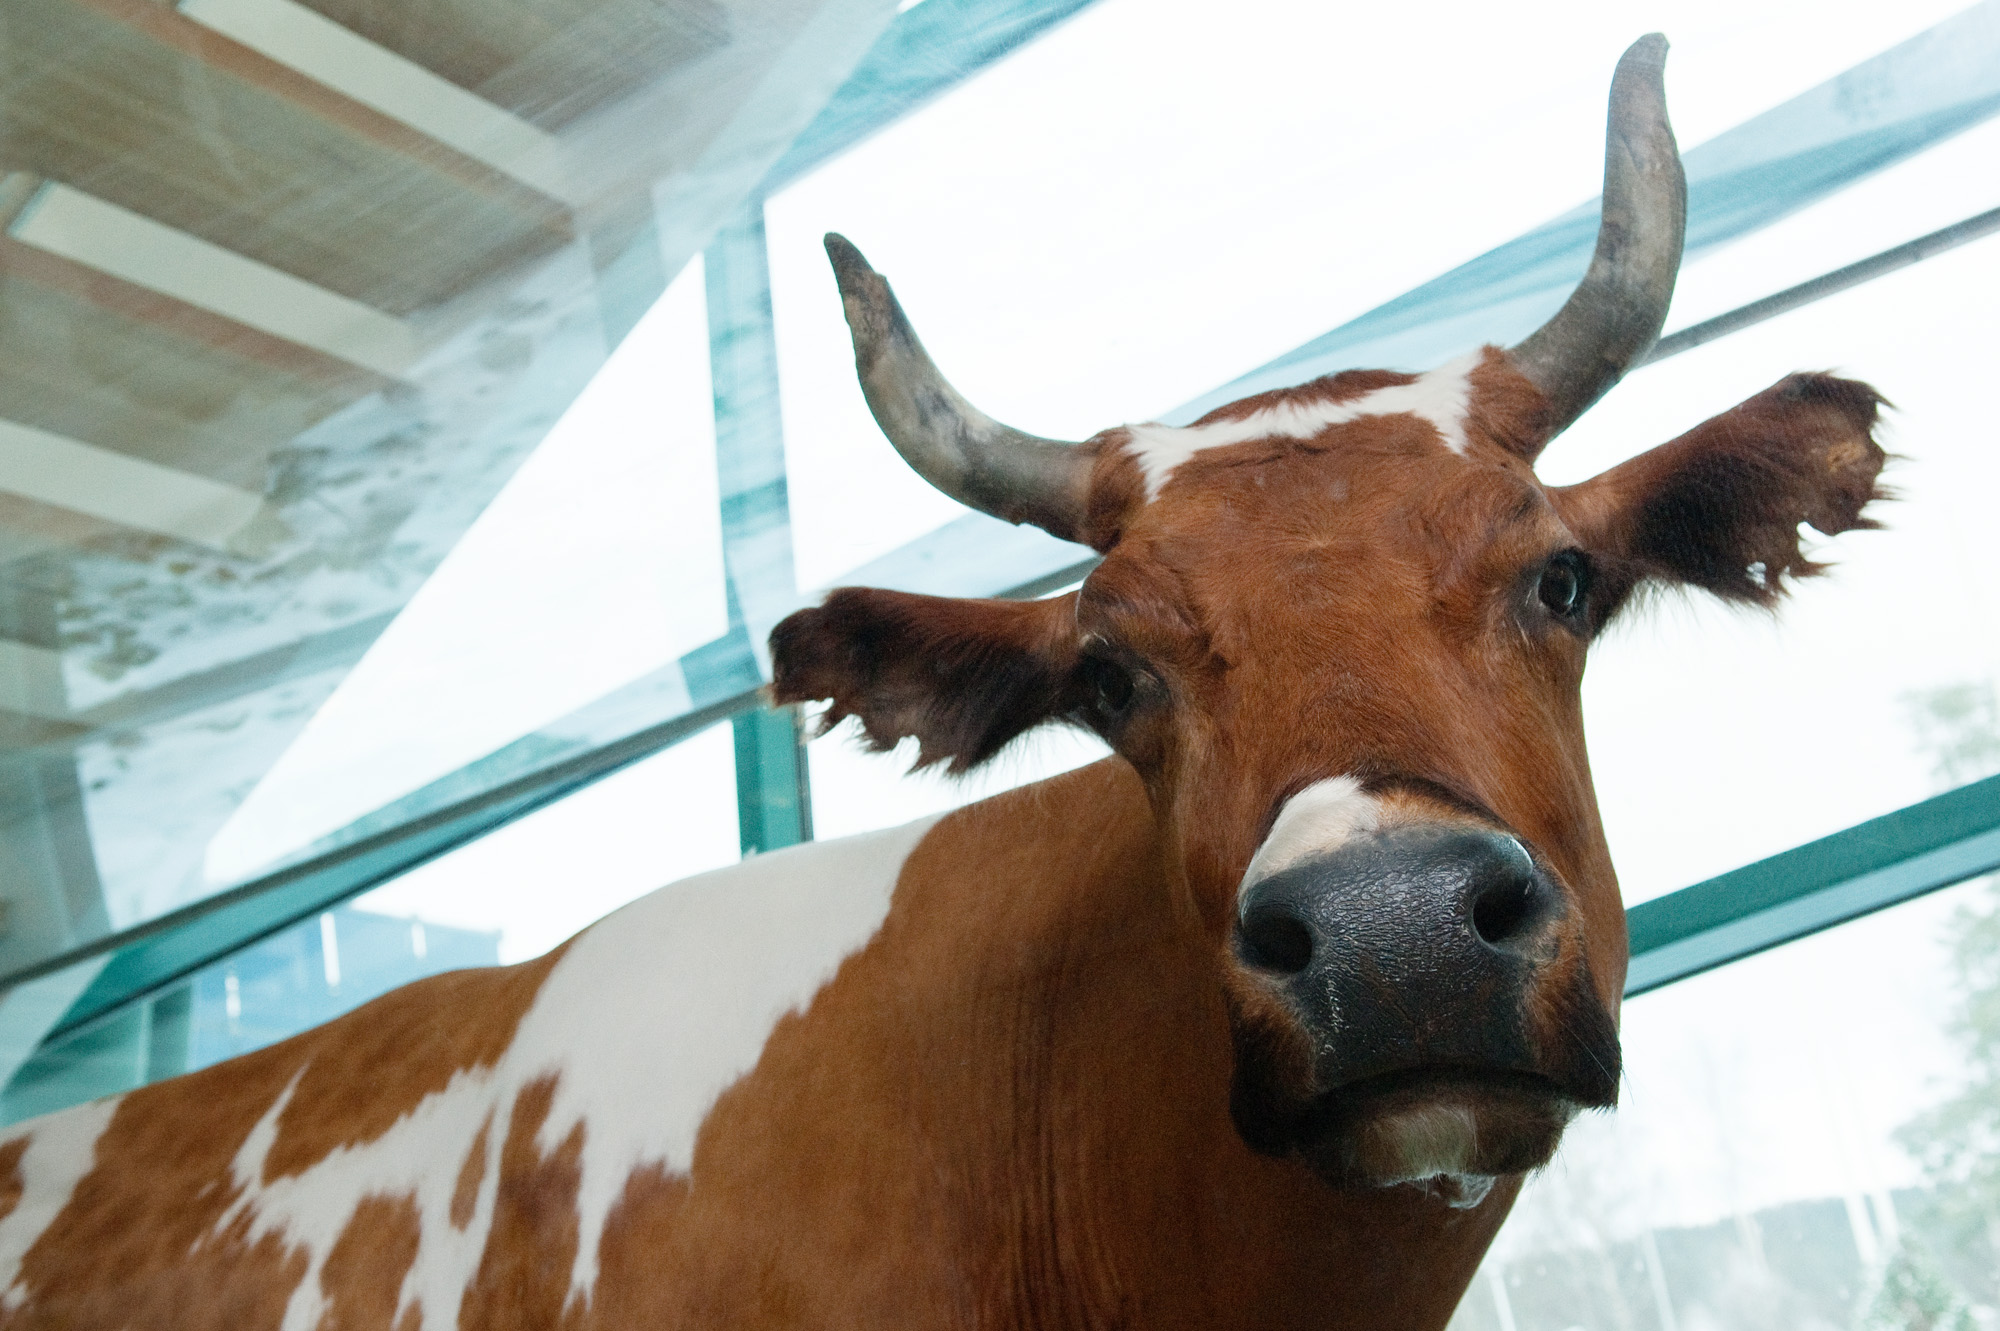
[
  {"x1": 1552, "y1": 372, "x2": 1888, "y2": 610},
  {"x1": 770, "y1": 588, "x2": 1085, "y2": 773}
]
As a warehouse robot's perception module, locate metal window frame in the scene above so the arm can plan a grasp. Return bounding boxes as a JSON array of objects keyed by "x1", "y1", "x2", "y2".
[{"x1": 1625, "y1": 774, "x2": 2000, "y2": 995}]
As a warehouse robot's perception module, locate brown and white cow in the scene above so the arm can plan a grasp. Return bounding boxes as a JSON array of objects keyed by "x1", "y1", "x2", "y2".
[{"x1": 0, "y1": 36, "x2": 1884, "y2": 1330}]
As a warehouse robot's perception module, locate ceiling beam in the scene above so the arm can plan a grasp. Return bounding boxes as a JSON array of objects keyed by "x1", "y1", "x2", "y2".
[
  {"x1": 10, "y1": 0, "x2": 574, "y2": 318},
  {"x1": 178, "y1": 0, "x2": 579, "y2": 205},
  {"x1": 0, "y1": 417, "x2": 280, "y2": 556},
  {"x1": 10, "y1": 182, "x2": 420, "y2": 380}
]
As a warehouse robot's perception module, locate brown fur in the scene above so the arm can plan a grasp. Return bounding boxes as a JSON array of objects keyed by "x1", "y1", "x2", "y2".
[
  {"x1": 0, "y1": 768, "x2": 1516, "y2": 1329},
  {"x1": 0, "y1": 949, "x2": 566, "y2": 1329},
  {"x1": 0, "y1": 350, "x2": 1886, "y2": 1330},
  {"x1": 452, "y1": 1112, "x2": 494, "y2": 1230},
  {"x1": 761, "y1": 348, "x2": 1887, "y2": 1324},
  {"x1": 0, "y1": 1141, "x2": 25, "y2": 1226},
  {"x1": 318, "y1": 1193, "x2": 422, "y2": 1331},
  {"x1": 570, "y1": 763, "x2": 1511, "y2": 1327},
  {"x1": 265, "y1": 953, "x2": 567, "y2": 1182},
  {"x1": 771, "y1": 588, "x2": 1087, "y2": 772},
  {"x1": 456, "y1": 1077, "x2": 584, "y2": 1330},
  {"x1": 1554, "y1": 372, "x2": 1887, "y2": 609}
]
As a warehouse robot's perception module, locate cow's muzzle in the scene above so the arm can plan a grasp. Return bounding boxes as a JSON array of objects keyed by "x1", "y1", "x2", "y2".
[{"x1": 1229, "y1": 824, "x2": 1620, "y2": 1196}]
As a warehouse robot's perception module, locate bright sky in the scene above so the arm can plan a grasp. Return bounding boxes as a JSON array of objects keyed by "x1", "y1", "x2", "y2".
[{"x1": 234, "y1": 0, "x2": 2000, "y2": 1255}]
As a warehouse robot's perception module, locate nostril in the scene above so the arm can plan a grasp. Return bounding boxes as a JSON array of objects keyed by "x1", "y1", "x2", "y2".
[
  {"x1": 1470, "y1": 873, "x2": 1538, "y2": 950},
  {"x1": 1239, "y1": 906, "x2": 1314, "y2": 975}
]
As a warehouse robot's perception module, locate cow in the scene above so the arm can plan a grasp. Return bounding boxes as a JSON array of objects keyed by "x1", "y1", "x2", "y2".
[{"x1": 0, "y1": 35, "x2": 1885, "y2": 1330}]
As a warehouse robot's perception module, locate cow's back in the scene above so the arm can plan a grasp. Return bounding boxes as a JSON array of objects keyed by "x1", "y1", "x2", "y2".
[{"x1": 0, "y1": 813, "x2": 942, "y2": 1329}]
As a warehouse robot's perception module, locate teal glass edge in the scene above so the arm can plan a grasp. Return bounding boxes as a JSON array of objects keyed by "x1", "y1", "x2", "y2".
[
  {"x1": 33, "y1": 687, "x2": 761, "y2": 1040},
  {"x1": 1624, "y1": 772, "x2": 2000, "y2": 995},
  {"x1": 44, "y1": 701, "x2": 2000, "y2": 1039},
  {"x1": 763, "y1": 0, "x2": 1100, "y2": 191}
]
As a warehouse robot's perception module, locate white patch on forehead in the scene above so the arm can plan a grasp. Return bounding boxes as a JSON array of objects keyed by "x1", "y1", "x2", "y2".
[
  {"x1": 0, "y1": 1096, "x2": 120, "y2": 1308},
  {"x1": 1122, "y1": 350, "x2": 1482, "y2": 500},
  {"x1": 196, "y1": 814, "x2": 939, "y2": 1330},
  {"x1": 1242, "y1": 776, "x2": 1383, "y2": 890}
]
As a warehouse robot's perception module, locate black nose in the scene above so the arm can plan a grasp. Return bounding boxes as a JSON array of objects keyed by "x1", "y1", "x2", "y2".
[{"x1": 1235, "y1": 824, "x2": 1563, "y2": 1087}]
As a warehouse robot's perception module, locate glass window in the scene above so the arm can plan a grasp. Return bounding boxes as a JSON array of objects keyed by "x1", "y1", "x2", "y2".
[
  {"x1": 200, "y1": 260, "x2": 724, "y2": 887},
  {"x1": 765, "y1": 0, "x2": 1973, "y2": 591},
  {"x1": 1558, "y1": 188, "x2": 2000, "y2": 902},
  {"x1": 1, "y1": 720, "x2": 739, "y2": 1120},
  {"x1": 0, "y1": 0, "x2": 896, "y2": 1002},
  {"x1": 1452, "y1": 872, "x2": 2000, "y2": 1329}
]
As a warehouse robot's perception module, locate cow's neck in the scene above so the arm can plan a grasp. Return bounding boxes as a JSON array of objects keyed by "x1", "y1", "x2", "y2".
[
  {"x1": 0, "y1": 760, "x2": 1517, "y2": 1328},
  {"x1": 704, "y1": 757, "x2": 1517, "y2": 1327}
]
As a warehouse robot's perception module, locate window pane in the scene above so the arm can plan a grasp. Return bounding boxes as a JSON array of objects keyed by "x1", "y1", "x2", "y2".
[
  {"x1": 1555, "y1": 223, "x2": 2000, "y2": 903},
  {"x1": 766, "y1": 0, "x2": 1973, "y2": 592},
  {"x1": 1452, "y1": 874, "x2": 2000, "y2": 1330},
  {"x1": 1, "y1": 720, "x2": 739, "y2": 1122},
  {"x1": 0, "y1": 0, "x2": 890, "y2": 999}
]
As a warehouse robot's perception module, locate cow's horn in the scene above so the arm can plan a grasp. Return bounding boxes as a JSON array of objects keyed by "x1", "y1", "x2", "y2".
[
  {"x1": 825, "y1": 234, "x2": 1095, "y2": 544},
  {"x1": 1510, "y1": 34, "x2": 1687, "y2": 450}
]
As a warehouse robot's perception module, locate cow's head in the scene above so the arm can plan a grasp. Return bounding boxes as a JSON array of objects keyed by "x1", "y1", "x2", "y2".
[{"x1": 772, "y1": 38, "x2": 1885, "y2": 1205}]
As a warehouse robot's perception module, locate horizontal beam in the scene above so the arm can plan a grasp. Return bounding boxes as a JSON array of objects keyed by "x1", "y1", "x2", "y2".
[
  {"x1": 0, "y1": 228, "x2": 380, "y2": 394},
  {"x1": 0, "y1": 612, "x2": 393, "y2": 754},
  {"x1": 10, "y1": 181, "x2": 419, "y2": 379},
  {"x1": 1625, "y1": 774, "x2": 2000, "y2": 995},
  {"x1": 57, "y1": 612, "x2": 398, "y2": 743},
  {"x1": 15, "y1": 0, "x2": 571, "y2": 318},
  {"x1": 178, "y1": 0, "x2": 577, "y2": 205},
  {"x1": 0, "y1": 416, "x2": 279, "y2": 554},
  {"x1": 1642, "y1": 203, "x2": 2000, "y2": 364},
  {"x1": 282, "y1": 0, "x2": 731, "y2": 134}
]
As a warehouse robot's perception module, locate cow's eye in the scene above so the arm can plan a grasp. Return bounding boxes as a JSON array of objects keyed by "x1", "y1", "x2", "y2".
[
  {"x1": 1086, "y1": 656, "x2": 1136, "y2": 715},
  {"x1": 1536, "y1": 551, "x2": 1591, "y2": 619}
]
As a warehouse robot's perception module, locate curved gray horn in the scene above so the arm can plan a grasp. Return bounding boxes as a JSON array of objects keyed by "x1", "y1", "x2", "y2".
[
  {"x1": 825, "y1": 234, "x2": 1095, "y2": 544},
  {"x1": 1510, "y1": 35, "x2": 1687, "y2": 449}
]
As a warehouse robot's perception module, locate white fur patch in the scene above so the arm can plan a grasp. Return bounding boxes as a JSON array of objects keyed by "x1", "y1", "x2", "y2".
[
  {"x1": 207, "y1": 814, "x2": 940, "y2": 1329},
  {"x1": 1121, "y1": 350, "x2": 1481, "y2": 499},
  {"x1": 529, "y1": 814, "x2": 941, "y2": 1305},
  {"x1": 215, "y1": 1064, "x2": 508, "y2": 1331},
  {"x1": 1241, "y1": 776, "x2": 1382, "y2": 889},
  {"x1": 1376, "y1": 1102, "x2": 1480, "y2": 1181},
  {"x1": 0, "y1": 1096, "x2": 120, "y2": 1308},
  {"x1": 1370, "y1": 1104, "x2": 1499, "y2": 1209}
]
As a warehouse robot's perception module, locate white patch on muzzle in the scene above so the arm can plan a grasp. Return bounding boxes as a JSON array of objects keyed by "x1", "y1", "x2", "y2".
[
  {"x1": 1241, "y1": 776, "x2": 1383, "y2": 890},
  {"x1": 1376, "y1": 1103, "x2": 1479, "y2": 1180}
]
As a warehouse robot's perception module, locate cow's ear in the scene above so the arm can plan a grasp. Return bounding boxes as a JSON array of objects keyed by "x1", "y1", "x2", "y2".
[
  {"x1": 770, "y1": 587, "x2": 1084, "y2": 773},
  {"x1": 1551, "y1": 373, "x2": 1888, "y2": 614}
]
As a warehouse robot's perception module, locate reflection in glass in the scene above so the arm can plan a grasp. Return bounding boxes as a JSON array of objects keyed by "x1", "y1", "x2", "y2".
[{"x1": 0, "y1": 1, "x2": 915, "y2": 1108}]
